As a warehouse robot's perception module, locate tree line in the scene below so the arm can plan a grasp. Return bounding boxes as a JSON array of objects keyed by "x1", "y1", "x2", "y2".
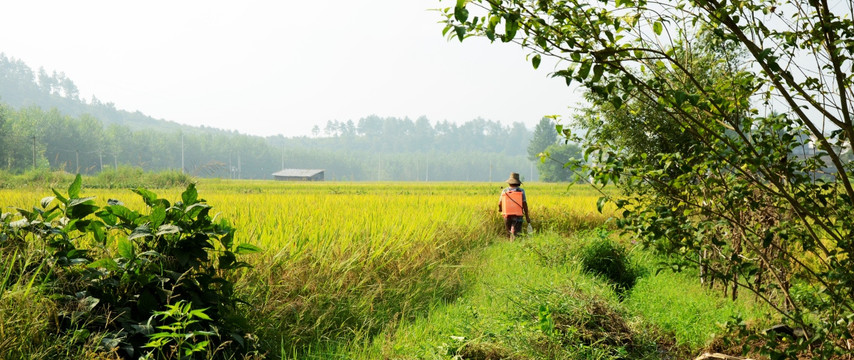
[{"x1": 0, "y1": 53, "x2": 542, "y2": 181}]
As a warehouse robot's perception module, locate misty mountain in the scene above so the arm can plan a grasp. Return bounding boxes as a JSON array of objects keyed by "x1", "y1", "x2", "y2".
[{"x1": 0, "y1": 53, "x2": 537, "y2": 181}]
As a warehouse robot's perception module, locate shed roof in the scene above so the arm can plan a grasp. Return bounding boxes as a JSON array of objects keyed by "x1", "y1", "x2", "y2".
[{"x1": 272, "y1": 169, "x2": 325, "y2": 177}]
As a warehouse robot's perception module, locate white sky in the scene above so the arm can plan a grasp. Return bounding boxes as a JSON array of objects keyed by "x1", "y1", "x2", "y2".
[{"x1": 0, "y1": 0, "x2": 581, "y2": 137}]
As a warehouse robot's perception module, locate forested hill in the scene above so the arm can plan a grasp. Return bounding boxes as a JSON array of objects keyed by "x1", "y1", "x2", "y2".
[
  {"x1": 0, "y1": 54, "x2": 536, "y2": 181},
  {"x1": 0, "y1": 53, "x2": 191, "y2": 133}
]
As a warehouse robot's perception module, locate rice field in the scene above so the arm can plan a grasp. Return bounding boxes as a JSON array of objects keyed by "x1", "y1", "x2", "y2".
[{"x1": 0, "y1": 179, "x2": 612, "y2": 356}]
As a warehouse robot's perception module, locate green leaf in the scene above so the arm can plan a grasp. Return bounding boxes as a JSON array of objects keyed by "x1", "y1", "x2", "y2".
[
  {"x1": 653, "y1": 21, "x2": 663, "y2": 36},
  {"x1": 117, "y1": 238, "x2": 134, "y2": 259},
  {"x1": 88, "y1": 221, "x2": 107, "y2": 245},
  {"x1": 454, "y1": 4, "x2": 469, "y2": 23},
  {"x1": 532, "y1": 54, "x2": 541, "y2": 69},
  {"x1": 51, "y1": 188, "x2": 68, "y2": 204},
  {"x1": 133, "y1": 188, "x2": 159, "y2": 207},
  {"x1": 149, "y1": 206, "x2": 166, "y2": 229},
  {"x1": 181, "y1": 183, "x2": 198, "y2": 205},
  {"x1": 129, "y1": 225, "x2": 152, "y2": 241},
  {"x1": 68, "y1": 197, "x2": 96, "y2": 208},
  {"x1": 189, "y1": 309, "x2": 213, "y2": 321},
  {"x1": 455, "y1": 25, "x2": 466, "y2": 41},
  {"x1": 235, "y1": 243, "x2": 263, "y2": 255},
  {"x1": 88, "y1": 258, "x2": 119, "y2": 271},
  {"x1": 156, "y1": 224, "x2": 181, "y2": 236},
  {"x1": 68, "y1": 174, "x2": 82, "y2": 199},
  {"x1": 577, "y1": 60, "x2": 592, "y2": 79},
  {"x1": 611, "y1": 96, "x2": 623, "y2": 109},
  {"x1": 674, "y1": 90, "x2": 688, "y2": 106},
  {"x1": 70, "y1": 203, "x2": 99, "y2": 220},
  {"x1": 503, "y1": 19, "x2": 519, "y2": 42},
  {"x1": 592, "y1": 64, "x2": 604, "y2": 82}
]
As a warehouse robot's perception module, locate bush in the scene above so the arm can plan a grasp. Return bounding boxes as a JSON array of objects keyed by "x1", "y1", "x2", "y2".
[
  {"x1": 0, "y1": 175, "x2": 260, "y2": 358},
  {"x1": 578, "y1": 231, "x2": 641, "y2": 294}
]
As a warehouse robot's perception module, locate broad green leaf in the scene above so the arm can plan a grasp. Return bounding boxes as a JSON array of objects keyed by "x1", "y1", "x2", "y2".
[
  {"x1": 133, "y1": 188, "x2": 159, "y2": 207},
  {"x1": 455, "y1": 26, "x2": 466, "y2": 41},
  {"x1": 577, "y1": 60, "x2": 592, "y2": 79},
  {"x1": 592, "y1": 64, "x2": 604, "y2": 82},
  {"x1": 68, "y1": 174, "x2": 82, "y2": 199},
  {"x1": 129, "y1": 225, "x2": 152, "y2": 241},
  {"x1": 88, "y1": 221, "x2": 107, "y2": 245},
  {"x1": 117, "y1": 238, "x2": 134, "y2": 259},
  {"x1": 149, "y1": 206, "x2": 166, "y2": 229},
  {"x1": 68, "y1": 197, "x2": 96, "y2": 208},
  {"x1": 532, "y1": 54, "x2": 541, "y2": 69},
  {"x1": 454, "y1": 4, "x2": 469, "y2": 23},
  {"x1": 70, "y1": 203, "x2": 99, "y2": 220},
  {"x1": 182, "y1": 183, "x2": 198, "y2": 205},
  {"x1": 503, "y1": 18, "x2": 519, "y2": 42},
  {"x1": 106, "y1": 204, "x2": 139, "y2": 224}
]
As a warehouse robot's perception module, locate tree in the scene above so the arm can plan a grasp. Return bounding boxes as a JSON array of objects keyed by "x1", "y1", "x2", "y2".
[
  {"x1": 538, "y1": 143, "x2": 581, "y2": 182},
  {"x1": 527, "y1": 117, "x2": 558, "y2": 161},
  {"x1": 444, "y1": 0, "x2": 854, "y2": 357}
]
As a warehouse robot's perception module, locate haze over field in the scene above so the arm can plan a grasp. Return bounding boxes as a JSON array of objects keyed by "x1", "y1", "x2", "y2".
[{"x1": 0, "y1": 0, "x2": 580, "y2": 137}]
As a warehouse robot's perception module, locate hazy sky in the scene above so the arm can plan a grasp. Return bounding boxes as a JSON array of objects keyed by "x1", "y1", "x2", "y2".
[{"x1": 0, "y1": 1, "x2": 581, "y2": 137}]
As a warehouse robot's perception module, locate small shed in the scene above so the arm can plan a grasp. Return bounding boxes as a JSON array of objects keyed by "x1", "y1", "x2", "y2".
[{"x1": 272, "y1": 169, "x2": 325, "y2": 181}]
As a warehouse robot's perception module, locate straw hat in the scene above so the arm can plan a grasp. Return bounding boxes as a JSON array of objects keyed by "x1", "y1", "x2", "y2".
[{"x1": 505, "y1": 172, "x2": 522, "y2": 185}]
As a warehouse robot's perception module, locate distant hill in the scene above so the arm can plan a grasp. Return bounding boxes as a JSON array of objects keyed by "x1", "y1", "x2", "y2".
[
  {"x1": 0, "y1": 53, "x2": 537, "y2": 181},
  {"x1": 0, "y1": 53, "x2": 200, "y2": 133}
]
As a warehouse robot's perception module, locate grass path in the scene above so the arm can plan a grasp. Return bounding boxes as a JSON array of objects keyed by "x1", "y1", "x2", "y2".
[{"x1": 300, "y1": 230, "x2": 773, "y2": 359}]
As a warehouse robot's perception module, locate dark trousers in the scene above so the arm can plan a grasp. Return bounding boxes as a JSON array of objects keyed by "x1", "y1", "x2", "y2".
[{"x1": 504, "y1": 215, "x2": 524, "y2": 235}]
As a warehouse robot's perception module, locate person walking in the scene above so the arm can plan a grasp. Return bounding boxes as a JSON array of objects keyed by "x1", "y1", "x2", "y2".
[{"x1": 498, "y1": 172, "x2": 531, "y2": 238}]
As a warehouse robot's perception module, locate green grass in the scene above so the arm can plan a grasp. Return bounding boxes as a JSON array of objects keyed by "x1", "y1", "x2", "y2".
[
  {"x1": 623, "y1": 260, "x2": 777, "y2": 349},
  {"x1": 311, "y1": 231, "x2": 677, "y2": 359},
  {"x1": 298, "y1": 230, "x2": 773, "y2": 359}
]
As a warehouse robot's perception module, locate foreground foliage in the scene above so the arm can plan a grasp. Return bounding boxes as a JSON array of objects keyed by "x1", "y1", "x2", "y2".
[
  {"x1": 444, "y1": 0, "x2": 854, "y2": 357},
  {"x1": 0, "y1": 175, "x2": 258, "y2": 358}
]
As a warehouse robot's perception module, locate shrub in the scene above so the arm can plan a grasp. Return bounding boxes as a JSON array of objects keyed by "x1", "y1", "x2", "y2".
[
  {"x1": 0, "y1": 174, "x2": 259, "y2": 358},
  {"x1": 578, "y1": 231, "x2": 640, "y2": 294}
]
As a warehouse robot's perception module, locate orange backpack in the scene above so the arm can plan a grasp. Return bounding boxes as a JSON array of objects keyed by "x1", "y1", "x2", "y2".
[{"x1": 501, "y1": 190, "x2": 524, "y2": 216}]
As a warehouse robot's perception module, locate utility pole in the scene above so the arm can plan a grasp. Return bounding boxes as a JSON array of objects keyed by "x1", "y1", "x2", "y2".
[
  {"x1": 32, "y1": 135, "x2": 36, "y2": 170},
  {"x1": 181, "y1": 133, "x2": 185, "y2": 174},
  {"x1": 281, "y1": 143, "x2": 285, "y2": 170},
  {"x1": 99, "y1": 151, "x2": 103, "y2": 172},
  {"x1": 75, "y1": 150, "x2": 80, "y2": 174},
  {"x1": 237, "y1": 152, "x2": 241, "y2": 180}
]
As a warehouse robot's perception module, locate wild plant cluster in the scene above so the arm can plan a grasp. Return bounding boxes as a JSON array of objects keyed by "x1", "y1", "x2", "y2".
[{"x1": 0, "y1": 175, "x2": 259, "y2": 359}]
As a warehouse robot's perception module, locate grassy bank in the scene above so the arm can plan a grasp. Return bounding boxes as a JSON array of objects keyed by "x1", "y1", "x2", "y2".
[{"x1": 0, "y1": 167, "x2": 193, "y2": 189}]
